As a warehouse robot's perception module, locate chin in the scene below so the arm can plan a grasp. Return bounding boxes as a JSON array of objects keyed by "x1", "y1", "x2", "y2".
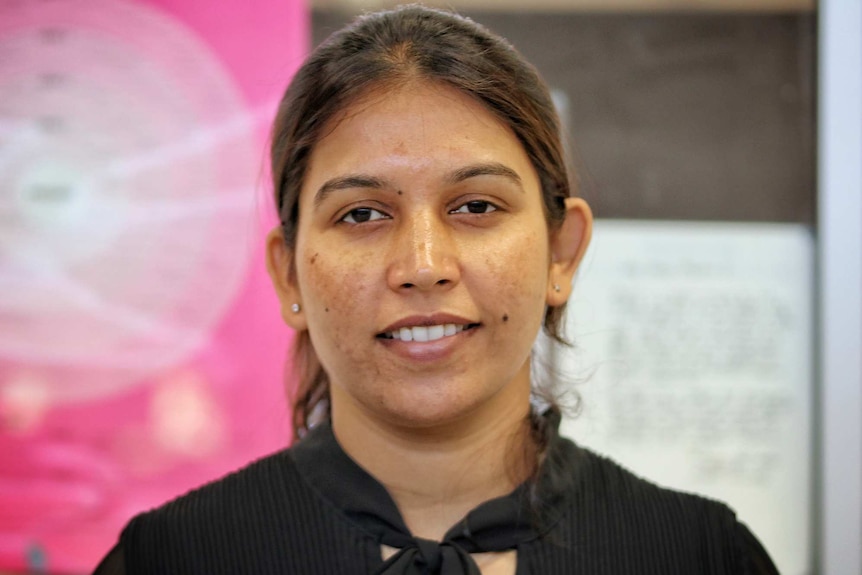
[
  {"x1": 372, "y1": 384, "x2": 516, "y2": 432},
  {"x1": 375, "y1": 398, "x2": 471, "y2": 428}
]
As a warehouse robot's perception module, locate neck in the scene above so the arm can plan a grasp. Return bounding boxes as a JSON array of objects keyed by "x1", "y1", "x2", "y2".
[{"x1": 331, "y1": 385, "x2": 536, "y2": 541}]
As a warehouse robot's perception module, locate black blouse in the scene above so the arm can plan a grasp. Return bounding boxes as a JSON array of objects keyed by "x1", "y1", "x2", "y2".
[{"x1": 93, "y1": 418, "x2": 779, "y2": 574}]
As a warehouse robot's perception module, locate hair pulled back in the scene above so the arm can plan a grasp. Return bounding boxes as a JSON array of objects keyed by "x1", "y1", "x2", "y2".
[{"x1": 271, "y1": 4, "x2": 576, "y2": 438}]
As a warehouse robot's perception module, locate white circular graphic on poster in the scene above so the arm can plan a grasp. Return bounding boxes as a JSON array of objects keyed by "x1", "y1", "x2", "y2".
[{"x1": 0, "y1": 0, "x2": 259, "y2": 403}]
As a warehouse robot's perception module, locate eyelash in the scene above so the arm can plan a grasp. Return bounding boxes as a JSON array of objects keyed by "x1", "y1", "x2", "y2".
[
  {"x1": 449, "y1": 200, "x2": 498, "y2": 215},
  {"x1": 340, "y1": 207, "x2": 389, "y2": 224},
  {"x1": 337, "y1": 199, "x2": 500, "y2": 225}
]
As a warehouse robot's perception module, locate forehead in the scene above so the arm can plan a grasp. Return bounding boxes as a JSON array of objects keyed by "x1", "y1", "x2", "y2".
[{"x1": 303, "y1": 80, "x2": 537, "y2": 185}]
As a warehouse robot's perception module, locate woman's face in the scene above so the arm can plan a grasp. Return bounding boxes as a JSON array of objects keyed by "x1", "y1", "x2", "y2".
[{"x1": 269, "y1": 81, "x2": 588, "y2": 430}]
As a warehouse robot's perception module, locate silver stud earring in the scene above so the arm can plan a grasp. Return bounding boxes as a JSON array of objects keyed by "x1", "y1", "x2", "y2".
[
  {"x1": 553, "y1": 284, "x2": 561, "y2": 293},
  {"x1": 291, "y1": 303, "x2": 301, "y2": 313}
]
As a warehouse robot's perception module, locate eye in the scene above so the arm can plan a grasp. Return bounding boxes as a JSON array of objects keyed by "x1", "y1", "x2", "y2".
[
  {"x1": 451, "y1": 200, "x2": 498, "y2": 215},
  {"x1": 341, "y1": 207, "x2": 389, "y2": 224}
]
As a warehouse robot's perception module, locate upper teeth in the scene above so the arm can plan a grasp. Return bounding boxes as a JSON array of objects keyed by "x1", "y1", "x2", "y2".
[{"x1": 388, "y1": 323, "x2": 465, "y2": 342}]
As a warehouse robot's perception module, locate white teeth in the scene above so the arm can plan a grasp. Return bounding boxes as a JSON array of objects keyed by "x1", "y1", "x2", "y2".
[
  {"x1": 428, "y1": 325, "x2": 444, "y2": 340},
  {"x1": 388, "y1": 323, "x2": 467, "y2": 342}
]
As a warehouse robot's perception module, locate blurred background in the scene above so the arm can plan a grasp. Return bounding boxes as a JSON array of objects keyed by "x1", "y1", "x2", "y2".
[{"x1": 1, "y1": 0, "x2": 859, "y2": 574}]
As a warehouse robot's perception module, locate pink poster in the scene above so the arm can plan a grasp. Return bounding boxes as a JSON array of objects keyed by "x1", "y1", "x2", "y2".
[{"x1": 0, "y1": 0, "x2": 308, "y2": 572}]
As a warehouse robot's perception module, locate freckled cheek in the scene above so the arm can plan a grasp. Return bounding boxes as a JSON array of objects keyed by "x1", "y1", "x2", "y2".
[
  {"x1": 475, "y1": 238, "x2": 548, "y2": 350},
  {"x1": 480, "y1": 237, "x2": 549, "y2": 302},
  {"x1": 299, "y1": 252, "x2": 377, "y2": 355}
]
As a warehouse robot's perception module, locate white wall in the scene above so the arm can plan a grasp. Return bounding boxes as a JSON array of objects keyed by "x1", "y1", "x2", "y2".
[{"x1": 818, "y1": 0, "x2": 862, "y2": 573}]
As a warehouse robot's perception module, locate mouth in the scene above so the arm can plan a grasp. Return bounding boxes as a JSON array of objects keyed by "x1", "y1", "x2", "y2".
[{"x1": 376, "y1": 322, "x2": 480, "y2": 343}]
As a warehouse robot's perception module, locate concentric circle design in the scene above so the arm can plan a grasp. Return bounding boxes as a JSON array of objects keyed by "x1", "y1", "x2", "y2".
[{"x1": 0, "y1": 0, "x2": 258, "y2": 403}]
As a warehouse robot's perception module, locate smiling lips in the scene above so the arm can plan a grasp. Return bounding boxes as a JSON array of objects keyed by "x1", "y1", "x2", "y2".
[
  {"x1": 381, "y1": 323, "x2": 470, "y2": 342},
  {"x1": 377, "y1": 314, "x2": 480, "y2": 344}
]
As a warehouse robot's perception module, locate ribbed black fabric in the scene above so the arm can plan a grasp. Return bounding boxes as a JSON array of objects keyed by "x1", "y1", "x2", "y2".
[
  {"x1": 93, "y1": 423, "x2": 778, "y2": 575},
  {"x1": 290, "y1": 421, "x2": 572, "y2": 574}
]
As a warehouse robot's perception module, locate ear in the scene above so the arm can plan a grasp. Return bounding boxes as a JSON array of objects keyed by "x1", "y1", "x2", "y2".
[
  {"x1": 547, "y1": 197, "x2": 593, "y2": 306},
  {"x1": 266, "y1": 227, "x2": 308, "y2": 331}
]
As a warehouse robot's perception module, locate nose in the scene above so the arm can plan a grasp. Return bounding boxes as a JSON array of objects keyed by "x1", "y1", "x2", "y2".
[{"x1": 386, "y1": 211, "x2": 460, "y2": 292}]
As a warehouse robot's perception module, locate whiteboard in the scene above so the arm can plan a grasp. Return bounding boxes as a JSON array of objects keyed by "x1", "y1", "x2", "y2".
[{"x1": 558, "y1": 219, "x2": 813, "y2": 575}]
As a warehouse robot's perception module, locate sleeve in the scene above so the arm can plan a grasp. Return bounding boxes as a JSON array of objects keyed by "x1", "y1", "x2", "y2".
[
  {"x1": 91, "y1": 542, "x2": 126, "y2": 575},
  {"x1": 737, "y1": 522, "x2": 780, "y2": 575}
]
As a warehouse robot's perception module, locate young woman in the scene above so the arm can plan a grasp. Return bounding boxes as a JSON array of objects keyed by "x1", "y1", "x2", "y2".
[{"x1": 94, "y1": 6, "x2": 778, "y2": 574}]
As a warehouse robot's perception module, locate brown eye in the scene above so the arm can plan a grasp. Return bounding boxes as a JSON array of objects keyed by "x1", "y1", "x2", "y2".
[
  {"x1": 452, "y1": 200, "x2": 497, "y2": 214},
  {"x1": 341, "y1": 207, "x2": 387, "y2": 224}
]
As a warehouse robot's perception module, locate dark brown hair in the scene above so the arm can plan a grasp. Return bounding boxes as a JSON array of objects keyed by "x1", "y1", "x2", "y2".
[{"x1": 271, "y1": 4, "x2": 576, "y2": 439}]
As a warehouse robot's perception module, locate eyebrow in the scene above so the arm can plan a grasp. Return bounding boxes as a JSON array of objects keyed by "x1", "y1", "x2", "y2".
[
  {"x1": 313, "y1": 162, "x2": 523, "y2": 206},
  {"x1": 445, "y1": 162, "x2": 523, "y2": 188},
  {"x1": 314, "y1": 175, "x2": 387, "y2": 207}
]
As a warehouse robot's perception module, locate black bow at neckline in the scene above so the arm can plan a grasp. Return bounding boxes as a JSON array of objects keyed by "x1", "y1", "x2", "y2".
[{"x1": 290, "y1": 414, "x2": 581, "y2": 575}]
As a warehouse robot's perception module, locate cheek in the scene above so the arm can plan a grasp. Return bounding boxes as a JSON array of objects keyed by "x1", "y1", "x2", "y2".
[
  {"x1": 298, "y1": 247, "x2": 374, "y2": 352},
  {"x1": 474, "y1": 228, "x2": 549, "y2": 343},
  {"x1": 484, "y1": 230, "x2": 549, "y2": 303},
  {"x1": 301, "y1": 243, "x2": 371, "y2": 303}
]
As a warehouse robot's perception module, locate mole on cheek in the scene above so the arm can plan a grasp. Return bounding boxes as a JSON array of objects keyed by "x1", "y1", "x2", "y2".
[
  {"x1": 397, "y1": 190, "x2": 403, "y2": 196},
  {"x1": 325, "y1": 307, "x2": 330, "y2": 313},
  {"x1": 502, "y1": 314, "x2": 509, "y2": 322},
  {"x1": 310, "y1": 253, "x2": 318, "y2": 265}
]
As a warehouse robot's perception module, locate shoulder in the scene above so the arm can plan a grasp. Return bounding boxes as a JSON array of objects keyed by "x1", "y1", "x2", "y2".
[
  {"x1": 116, "y1": 448, "x2": 369, "y2": 574},
  {"x1": 542, "y1": 439, "x2": 777, "y2": 573},
  {"x1": 575, "y1": 444, "x2": 734, "y2": 523},
  {"x1": 128, "y1": 449, "x2": 301, "y2": 528},
  {"x1": 120, "y1": 450, "x2": 303, "y2": 550}
]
